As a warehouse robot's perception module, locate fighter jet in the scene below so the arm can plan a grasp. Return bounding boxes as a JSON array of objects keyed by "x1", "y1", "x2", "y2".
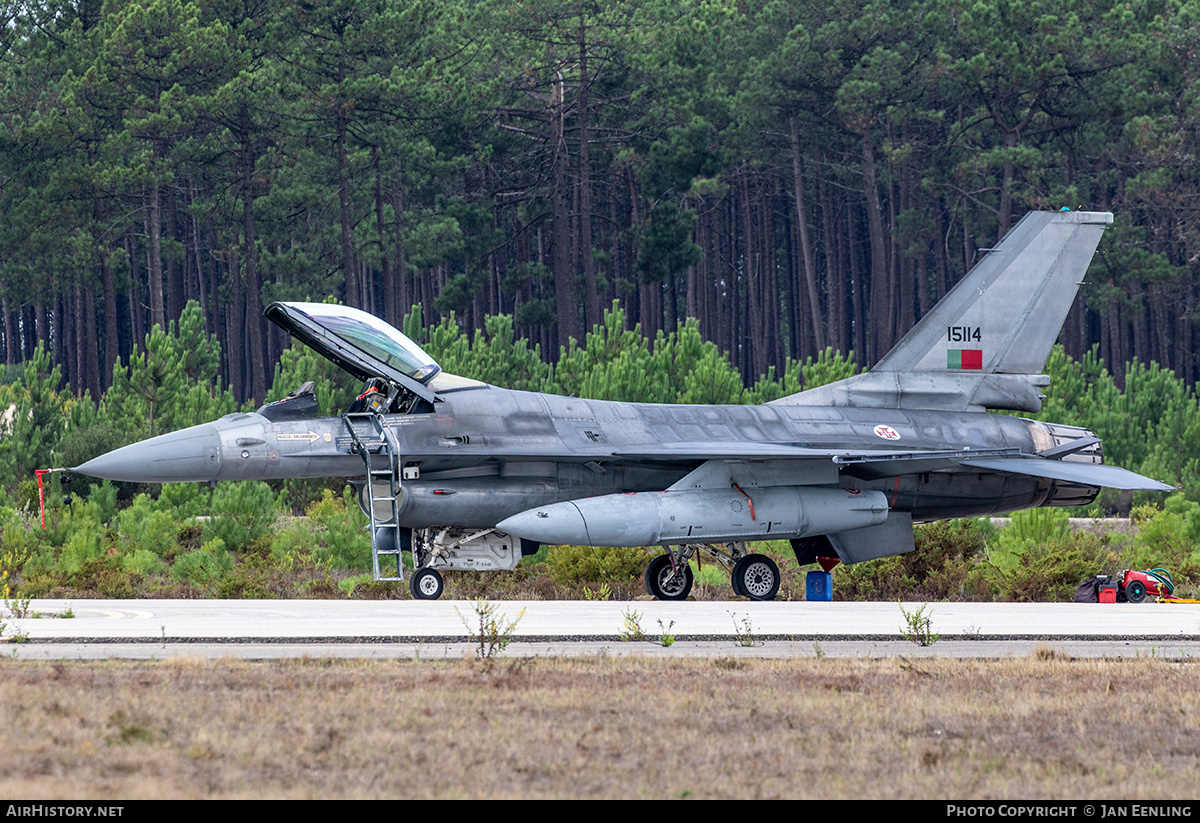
[{"x1": 74, "y1": 210, "x2": 1172, "y2": 600}]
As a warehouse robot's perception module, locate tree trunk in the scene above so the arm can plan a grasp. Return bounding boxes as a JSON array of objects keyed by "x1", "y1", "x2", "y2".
[
  {"x1": 241, "y1": 105, "x2": 266, "y2": 402},
  {"x1": 84, "y1": 286, "x2": 100, "y2": 399},
  {"x1": 577, "y1": 14, "x2": 600, "y2": 331},
  {"x1": 147, "y1": 183, "x2": 165, "y2": 331},
  {"x1": 551, "y1": 69, "x2": 578, "y2": 347},
  {"x1": 791, "y1": 118, "x2": 824, "y2": 351},
  {"x1": 393, "y1": 179, "x2": 408, "y2": 321},
  {"x1": 337, "y1": 54, "x2": 358, "y2": 309},
  {"x1": 861, "y1": 128, "x2": 890, "y2": 362}
]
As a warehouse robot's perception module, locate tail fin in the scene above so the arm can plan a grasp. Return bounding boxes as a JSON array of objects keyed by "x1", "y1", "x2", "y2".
[{"x1": 772, "y1": 210, "x2": 1112, "y2": 413}]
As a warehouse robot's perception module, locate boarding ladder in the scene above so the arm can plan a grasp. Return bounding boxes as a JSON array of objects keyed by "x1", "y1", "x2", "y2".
[{"x1": 343, "y1": 411, "x2": 404, "y2": 582}]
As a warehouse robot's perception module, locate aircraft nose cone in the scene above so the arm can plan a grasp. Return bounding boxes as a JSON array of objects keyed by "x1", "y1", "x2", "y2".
[{"x1": 74, "y1": 422, "x2": 222, "y2": 483}]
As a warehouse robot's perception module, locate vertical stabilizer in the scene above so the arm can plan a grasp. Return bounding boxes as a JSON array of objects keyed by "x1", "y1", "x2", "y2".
[
  {"x1": 772, "y1": 210, "x2": 1112, "y2": 412},
  {"x1": 873, "y1": 210, "x2": 1112, "y2": 374}
]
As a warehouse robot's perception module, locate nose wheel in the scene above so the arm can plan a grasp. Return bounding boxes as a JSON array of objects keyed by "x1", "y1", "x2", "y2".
[{"x1": 410, "y1": 567, "x2": 444, "y2": 600}]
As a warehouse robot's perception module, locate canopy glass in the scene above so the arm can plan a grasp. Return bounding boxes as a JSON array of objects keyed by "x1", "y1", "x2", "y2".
[{"x1": 264, "y1": 302, "x2": 441, "y2": 387}]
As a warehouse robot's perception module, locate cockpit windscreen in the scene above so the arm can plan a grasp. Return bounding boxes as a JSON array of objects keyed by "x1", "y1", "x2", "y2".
[{"x1": 283, "y1": 302, "x2": 441, "y2": 384}]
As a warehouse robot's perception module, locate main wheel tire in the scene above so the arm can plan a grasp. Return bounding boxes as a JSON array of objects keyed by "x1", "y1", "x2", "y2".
[
  {"x1": 645, "y1": 555, "x2": 694, "y2": 601},
  {"x1": 1126, "y1": 579, "x2": 1147, "y2": 604},
  {"x1": 733, "y1": 554, "x2": 780, "y2": 601},
  {"x1": 410, "y1": 567, "x2": 444, "y2": 600},
  {"x1": 730, "y1": 562, "x2": 747, "y2": 597}
]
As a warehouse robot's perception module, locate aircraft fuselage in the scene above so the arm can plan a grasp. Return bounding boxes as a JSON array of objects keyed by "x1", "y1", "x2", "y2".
[{"x1": 80, "y1": 382, "x2": 1096, "y2": 531}]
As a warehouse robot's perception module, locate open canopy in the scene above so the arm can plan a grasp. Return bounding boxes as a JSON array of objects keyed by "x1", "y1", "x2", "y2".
[{"x1": 264, "y1": 302, "x2": 441, "y2": 402}]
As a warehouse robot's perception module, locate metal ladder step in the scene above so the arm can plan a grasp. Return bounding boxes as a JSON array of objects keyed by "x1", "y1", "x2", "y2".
[{"x1": 343, "y1": 412, "x2": 404, "y2": 582}]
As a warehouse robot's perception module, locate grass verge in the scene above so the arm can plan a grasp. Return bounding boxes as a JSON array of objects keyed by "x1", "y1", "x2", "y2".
[{"x1": 0, "y1": 655, "x2": 1197, "y2": 799}]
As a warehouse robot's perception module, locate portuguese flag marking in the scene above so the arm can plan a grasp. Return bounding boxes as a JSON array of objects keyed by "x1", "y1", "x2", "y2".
[{"x1": 948, "y1": 349, "x2": 983, "y2": 370}]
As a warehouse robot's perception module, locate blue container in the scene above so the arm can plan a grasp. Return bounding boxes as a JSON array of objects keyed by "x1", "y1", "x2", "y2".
[{"x1": 806, "y1": 570, "x2": 833, "y2": 601}]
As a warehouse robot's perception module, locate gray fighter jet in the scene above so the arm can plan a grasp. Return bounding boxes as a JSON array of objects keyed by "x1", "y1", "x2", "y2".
[{"x1": 75, "y1": 210, "x2": 1172, "y2": 600}]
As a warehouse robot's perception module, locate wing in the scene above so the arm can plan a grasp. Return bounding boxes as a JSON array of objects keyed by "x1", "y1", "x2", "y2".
[{"x1": 625, "y1": 442, "x2": 1175, "y2": 492}]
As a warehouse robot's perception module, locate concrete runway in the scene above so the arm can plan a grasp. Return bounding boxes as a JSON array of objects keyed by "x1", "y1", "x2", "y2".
[{"x1": 5, "y1": 598, "x2": 1200, "y2": 659}]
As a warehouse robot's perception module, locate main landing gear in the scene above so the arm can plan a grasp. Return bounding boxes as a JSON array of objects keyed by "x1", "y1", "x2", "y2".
[
  {"x1": 645, "y1": 554, "x2": 694, "y2": 600},
  {"x1": 731, "y1": 554, "x2": 781, "y2": 601},
  {"x1": 643, "y1": 542, "x2": 781, "y2": 601}
]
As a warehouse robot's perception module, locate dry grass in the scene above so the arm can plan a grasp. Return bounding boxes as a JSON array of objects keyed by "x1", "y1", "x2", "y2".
[{"x1": 1, "y1": 654, "x2": 1198, "y2": 799}]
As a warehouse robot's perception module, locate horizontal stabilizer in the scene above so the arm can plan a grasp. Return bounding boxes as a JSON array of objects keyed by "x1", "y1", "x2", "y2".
[
  {"x1": 955, "y1": 456, "x2": 1175, "y2": 491},
  {"x1": 826, "y1": 512, "x2": 915, "y2": 565}
]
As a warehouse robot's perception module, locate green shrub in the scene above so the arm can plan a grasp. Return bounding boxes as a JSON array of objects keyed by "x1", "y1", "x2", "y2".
[
  {"x1": 213, "y1": 555, "x2": 276, "y2": 599},
  {"x1": 116, "y1": 494, "x2": 181, "y2": 558},
  {"x1": 156, "y1": 483, "x2": 212, "y2": 519},
  {"x1": 269, "y1": 520, "x2": 314, "y2": 562},
  {"x1": 58, "y1": 520, "x2": 105, "y2": 574},
  {"x1": 203, "y1": 481, "x2": 276, "y2": 552},
  {"x1": 693, "y1": 562, "x2": 727, "y2": 588},
  {"x1": 1, "y1": 513, "x2": 39, "y2": 561},
  {"x1": 337, "y1": 573, "x2": 376, "y2": 598},
  {"x1": 982, "y1": 528, "x2": 1115, "y2": 601},
  {"x1": 91, "y1": 562, "x2": 141, "y2": 598},
  {"x1": 305, "y1": 489, "x2": 370, "y2": 571},
  {"x1": 547, "y1": 544, "x2": 651, "y2": 594},
  {"x1": 122, "y1": 548, "x2": 166, "y2": 577},
  {"x1": 1000, "y1": 507, "x2": 1071, "y2": 546},
  {"x1": 84, "y1": 481, "x2": 120, "y2": 525},
  {"x1": 834, "y1": 518, "x2": 988, "y2": 600},
  {"x1": 172, "y1": 539, "x2": 234, "y2": 591}
]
